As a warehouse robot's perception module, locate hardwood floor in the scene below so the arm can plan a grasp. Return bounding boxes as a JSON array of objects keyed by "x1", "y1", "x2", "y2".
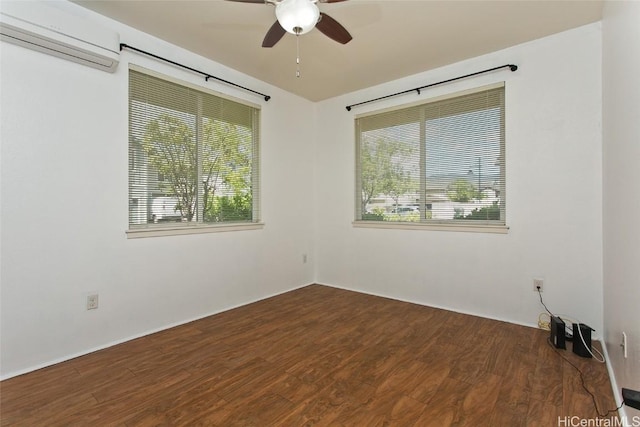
[{"x1": 0, "y1": 285, "x2": 618, "y2": 426}]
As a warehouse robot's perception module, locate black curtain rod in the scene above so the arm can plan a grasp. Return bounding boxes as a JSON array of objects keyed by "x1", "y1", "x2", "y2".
[
  {"x1": 345, "y1": 64, "x2": 517, "y2": 111},
  {"x1": 120, "y1": 43, "x2": 271, "y2": 102}
]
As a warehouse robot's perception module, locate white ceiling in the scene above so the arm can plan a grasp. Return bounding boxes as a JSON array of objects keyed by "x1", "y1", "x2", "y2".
[{"x1": 72, "y1": 0, "x2": 603, "y2": 102}]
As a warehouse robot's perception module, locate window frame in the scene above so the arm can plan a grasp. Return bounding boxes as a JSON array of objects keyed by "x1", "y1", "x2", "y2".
[
  {"x1": 353, "y1": 83, "x2": 508, "y2": 234},
  {"x1": 126, "y1": 65, "x2": 263, "y2": 239}
]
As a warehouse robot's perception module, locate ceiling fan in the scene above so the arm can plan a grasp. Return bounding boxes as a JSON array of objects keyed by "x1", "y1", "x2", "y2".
[{"x1": 226, "y1": 0, "x2": 352, "y2": 48}]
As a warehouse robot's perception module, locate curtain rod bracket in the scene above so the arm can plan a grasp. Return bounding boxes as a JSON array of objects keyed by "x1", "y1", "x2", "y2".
[{"x1": 119, "y1": 43, "x2": 271, "y2": 102}]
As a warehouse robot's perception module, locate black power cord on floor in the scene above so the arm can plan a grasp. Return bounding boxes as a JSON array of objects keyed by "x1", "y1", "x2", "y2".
[
  {"x1": 546, "y1": 337, "x2": 624, "y2": 418},
  {"x1": 538, "y1": 289, "x2": 624, "y2": 418}
]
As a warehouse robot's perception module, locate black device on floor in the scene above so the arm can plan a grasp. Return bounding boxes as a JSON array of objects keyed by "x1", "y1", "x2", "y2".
[
  {"x1": 572, "y1": 323, "x2": 594, "y2": 358},
  {"x1": 551, "y1": 316, "x2": 566, "y2": 349},
  {"x1": 622, "y1": 388, "x2": 640, "y2": 410}
]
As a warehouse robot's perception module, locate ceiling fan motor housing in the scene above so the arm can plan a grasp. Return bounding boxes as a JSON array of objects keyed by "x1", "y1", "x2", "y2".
[{"x1": 276, "y1": 0, "x2": 320, "y2": 35}]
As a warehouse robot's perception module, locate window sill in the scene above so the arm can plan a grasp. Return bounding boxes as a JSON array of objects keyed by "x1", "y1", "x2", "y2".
[
  {"x1": 126, "y1": 222, "x2": 265, "y2": 239},
  {"x1": 352, "y1": 221, "x2": 509, "y2": 234}
]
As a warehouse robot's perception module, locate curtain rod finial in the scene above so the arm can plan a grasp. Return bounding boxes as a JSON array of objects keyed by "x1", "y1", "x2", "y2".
[{"x1": 509, "y1": 64, "x2": 518, "y2": 72}]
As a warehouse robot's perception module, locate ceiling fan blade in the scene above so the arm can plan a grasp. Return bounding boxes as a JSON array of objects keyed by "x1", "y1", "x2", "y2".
[
  {"x1": 316, "y1": 12, "x2": 352, "y2": 44},
  {"x1": 319, "y1": 0, "x2": 349, "y2": 2},
  {"x1": 225, "y1": 0, "x2": 266, "y2": 3},
  {"x1": 262, "y1": 20, "x2": 287, "y2": 47}
]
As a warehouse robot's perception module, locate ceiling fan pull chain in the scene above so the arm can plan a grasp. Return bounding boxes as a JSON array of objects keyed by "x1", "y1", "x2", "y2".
[{"x1": 296, "y1": 31, "x2": 301, "y2": 78}]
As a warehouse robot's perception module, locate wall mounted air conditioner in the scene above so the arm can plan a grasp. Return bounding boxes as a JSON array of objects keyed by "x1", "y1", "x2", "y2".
[{"x1": 0, "y1": 1, "x2": 119, "y2": 73}]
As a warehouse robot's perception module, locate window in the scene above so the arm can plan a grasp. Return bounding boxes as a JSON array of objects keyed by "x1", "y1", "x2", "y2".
[
  {"x1": 355, "y1": 84, "x2": 506, "y2": 230},
  {"x1": 128, "y1": 68, "x2": 260, "y2": 234}
]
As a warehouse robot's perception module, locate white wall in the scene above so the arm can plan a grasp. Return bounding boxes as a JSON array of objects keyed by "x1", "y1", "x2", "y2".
[
  {"x1": 315, "y1": 23, "x2": 604, "y2": 331},
  {"x1": 602, "y1": 0, "x2": 640, "y2": 419},
  {"x1": 0, "y1": 1, "x2": 316, "y2": 378}
]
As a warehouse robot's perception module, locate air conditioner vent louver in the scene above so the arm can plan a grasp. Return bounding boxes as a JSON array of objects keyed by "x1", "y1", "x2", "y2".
[{"x1": 0, "y1": 1, "x2": 119, "y2": 72}]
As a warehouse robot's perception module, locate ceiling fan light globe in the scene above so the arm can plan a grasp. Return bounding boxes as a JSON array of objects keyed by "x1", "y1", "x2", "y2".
[{"x1": 275, "y1": 0, "x2": 319, "y2": 35}]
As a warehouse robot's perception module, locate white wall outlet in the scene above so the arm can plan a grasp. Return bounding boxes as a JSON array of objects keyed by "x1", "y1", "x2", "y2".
[
  {"x1": 302, "y1": 253, "x2": 308, "y2": 264},
  {"x1": 533, "y1": 278, "x2": 544, "y2": 292},
  {"x1": 621, "y1": 332, "x2": 628, "y2": 358},
  {"x1": 86, "y1": 294, "x2": 99, "y2": 310}
]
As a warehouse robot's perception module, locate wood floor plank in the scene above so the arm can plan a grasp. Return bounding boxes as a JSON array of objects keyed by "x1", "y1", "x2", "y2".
[
  {"x1": 530, "y1": 336, "x2": 564, "y2": 406},
  {"x1": 414, "y1": 376, "x2": 472, "y2": 426},
  {"x1": 343, "y1": 393, "x2": 427, "y2": 427},
  {"x1": 490, "y1": 400, "x2": 528, "y2": 427},
  {"x1": 0, "y1": 284, "x2": 619, "y2": 426},
  {"x1": 492, "y1": 353, "x2": 535, "y2": 421},
  {"x1": 262, "y1": 371, "x2": 320, "y2": 404},
  {"x1": 458, "y1": 372, "x2": 503, "y2": 426},
  {"x1": 526, "y1": 397, "x2": 561, "y2": 426}
]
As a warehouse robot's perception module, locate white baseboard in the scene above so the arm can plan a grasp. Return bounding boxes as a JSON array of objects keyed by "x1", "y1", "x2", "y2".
[
  {"x1": 315, "y1": 281, "x2": 540, "y2": 330},
  {"x1": 600, "y1": 341, "x2": 629, "y2": 424}
]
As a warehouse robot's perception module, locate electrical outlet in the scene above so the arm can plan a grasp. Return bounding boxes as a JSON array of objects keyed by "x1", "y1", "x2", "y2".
[
  {"x1": 87, "y1": 294, "x2": 99, "y2": 310},
  {"x1": 533, "y1": 278, "x2": 544, "y2": 292},
  {"x1": 621, "y1": 332, "x2": 628, "y2": 358}
]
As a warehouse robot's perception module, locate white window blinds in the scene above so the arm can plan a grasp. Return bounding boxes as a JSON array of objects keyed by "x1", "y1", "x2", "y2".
[
  {"x1": 356, "y1": 84, "x2": 505, "y2": 225},
  {"x1": 129, "y1": 69, "x2": 260, "y2": 228}
]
